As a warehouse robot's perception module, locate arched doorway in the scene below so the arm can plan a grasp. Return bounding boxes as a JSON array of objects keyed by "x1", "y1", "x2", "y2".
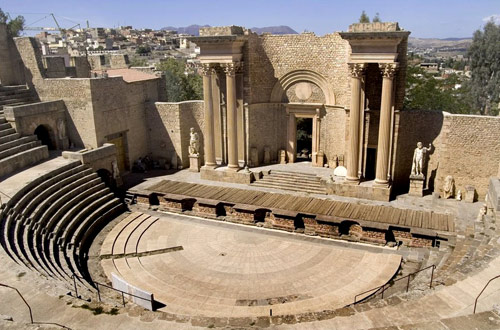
[
  {"x1": 34, "y1": 125, "x2": 55, "y2": 150},
  {"x1": 97, "y1": 169, "x2": 116, "y2": 190}
]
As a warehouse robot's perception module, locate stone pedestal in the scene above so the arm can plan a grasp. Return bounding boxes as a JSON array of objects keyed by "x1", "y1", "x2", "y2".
[
  {"x1": 409, "y1": 175, "x2": 425, "y2": 197},
  {"x1": 464, "y1": 185, "x2": 476, "y2": 203},
  {"x1": 189, "y1": 154, "x2": 201, "y2": 172}
]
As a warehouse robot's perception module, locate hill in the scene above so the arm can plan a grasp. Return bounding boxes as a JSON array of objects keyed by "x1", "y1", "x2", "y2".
[{"x1": 161, "y1": 24, "x2": 297, "y2": 36}]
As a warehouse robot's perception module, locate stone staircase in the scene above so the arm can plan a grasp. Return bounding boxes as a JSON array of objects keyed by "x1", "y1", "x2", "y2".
[
  {"x1": 251, "y1": 170, "x2": 327, "y2": 194},
  {"x1": 0, "y1": 160, "x2": 125, "y2": 289},
  {"x1": 0, "y1": 85, "x2": 36, "y2": 110},
  {"x1": 0, "y1": 85, "x2": 48, "y2": 178}
]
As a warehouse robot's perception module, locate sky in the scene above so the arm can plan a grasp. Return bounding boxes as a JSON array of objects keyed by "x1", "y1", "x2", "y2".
[{"x1": 2, "y1": 0, "x2": 499, "y2": 38}]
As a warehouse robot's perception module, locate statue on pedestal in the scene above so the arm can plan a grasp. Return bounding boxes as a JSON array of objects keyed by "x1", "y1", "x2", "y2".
[
  {"x1": 411, "y1": 142, "x2": 432, "y2": 177},
  {"x1": 188, "y1": 128, "x2": 199, "y2": 156}
]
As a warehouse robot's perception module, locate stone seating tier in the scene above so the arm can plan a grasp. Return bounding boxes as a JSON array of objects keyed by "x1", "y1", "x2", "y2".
[{"x1": 0, "y1": 159, "x2": 125, "y2": 289}]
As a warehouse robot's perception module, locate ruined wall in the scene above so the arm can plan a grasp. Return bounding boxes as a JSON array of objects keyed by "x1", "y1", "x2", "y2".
[
  {"x1": 90, "y1": 77, "x2": 158, "y2": 167},
  {"x1": 244, "y1": 32, "x2": 350, "y2": 106},
  {"x1": 0, "y1": 23, "x2": 25, "y2": 85},
  {"x1": 148, "y1": 101, "x2": 204, "y2": 168},
  {"x1": 30, "y1": 78, "x2": 97, "y2": 148},
  {"x1": 393, "y1": 111, "x2": 500, "y2": 199}
]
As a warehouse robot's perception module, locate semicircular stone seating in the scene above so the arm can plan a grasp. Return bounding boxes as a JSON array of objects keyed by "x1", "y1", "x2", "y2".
[{"x1": 0, "y1": 159, "x2": 125, "y2": 289}]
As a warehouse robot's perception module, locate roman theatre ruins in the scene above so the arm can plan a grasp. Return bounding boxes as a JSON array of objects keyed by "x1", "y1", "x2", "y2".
[{"x1": 1, "y1": 20, "x2": 500, "y2": 329}]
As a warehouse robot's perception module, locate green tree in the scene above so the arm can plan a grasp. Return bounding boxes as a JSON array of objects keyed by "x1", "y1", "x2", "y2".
[
  {"x1": 135, "y1": 45, "x2": 151, "y2": 54},
  {"x1": 129, "y1": 57, "x2": 148, "y2": 67},
  {"x1": 0, "y1": 8, "x2": 25, "y2": 36},
  {"x1": 359, "y1": 10, "x2": 370, "y2": 23},
  {"x1": 156, "y1": 58, "x2": 202, "y2": 102},
  {"x1": 372, "y1": 13, "x2": 381, "y2": 23},
  {"x1": 467, "y1": 20, "x2": 500, "y2": 115},
  {"x1": 404, "y1": 65, "x2": 471, "y2": 114}
]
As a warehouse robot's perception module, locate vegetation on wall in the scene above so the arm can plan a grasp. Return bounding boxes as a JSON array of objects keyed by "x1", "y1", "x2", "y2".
[{"x1": 156, "y1": 58, "x2": 203, "y2": 102}]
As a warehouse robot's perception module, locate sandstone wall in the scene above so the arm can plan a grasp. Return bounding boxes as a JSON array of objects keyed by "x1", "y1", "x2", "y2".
[
  {"x1": 149, "y1": 101, "x2": 204, "y2": 168},
  {"x1": 31, "y1": 78, "x2": 97, "y2": 149},
  {"x1": 393, "y1": 111, "x2": 500, "y2": 199},
  {"x1": 90, "y1": 77, "x2": 158, "y2": 167},
  {"x1": 247, "y1": 103, "x2": 286, "y2": 165},
  {"x1": 435, "y1": 114, "x2": 500, "y2": 199},
  {"x1": 320, "y1": 106, "x2": 347, "y2": 167},
  {"x1": 0, "y1": 23, "x2": 25, "y2": 85},
  {"x1": 244, "y1": 32, "x2": 350, "y2": 106}
]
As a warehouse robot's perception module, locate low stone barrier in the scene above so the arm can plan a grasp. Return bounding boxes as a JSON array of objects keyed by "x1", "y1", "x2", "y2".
[{"x1": 111, "y1": 272, "x2": 154, "y2": 311}]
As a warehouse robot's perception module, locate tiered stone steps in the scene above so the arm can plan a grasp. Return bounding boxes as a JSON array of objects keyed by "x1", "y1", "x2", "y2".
[
  {"x1": 0, "y1": 159, "x2": 125, "y2": 288},
  {"x1": 0, "y1": 85, "x2": 36, "y2": 110},
  {"x1": 251, "y1": 170, "x2": 327, "y2": 194},
  {"x1": 0, "y1": 85, "x2": 48, "y2": 178}
]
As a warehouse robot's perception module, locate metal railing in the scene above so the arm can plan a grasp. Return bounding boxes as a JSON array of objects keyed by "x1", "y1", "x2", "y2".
[
  {"x1": 353, "y1": 264, "x2": 436, "y2": 304},
  {"x1": 473, "y1": 274, "x2": 500, "y2": 314},
  {"x1": 71, "y1": 274, "x2": 153, "y2": 308},
  {"x1": 0, "y1": 282, "x2": 70, "y2": 329}
]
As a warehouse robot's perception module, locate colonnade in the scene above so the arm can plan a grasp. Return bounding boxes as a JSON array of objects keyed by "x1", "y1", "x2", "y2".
[
  {"x1": 346, "y1": 62, "x2": 398, "y2": 185},
  {"x1": 201, "y1": 62, "x2": 242, "y2": 171}
]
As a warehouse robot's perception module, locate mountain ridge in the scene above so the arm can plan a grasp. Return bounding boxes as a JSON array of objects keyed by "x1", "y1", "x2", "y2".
[{"x1": 161, "y1": 24, "x2": 297, "y2": 35}]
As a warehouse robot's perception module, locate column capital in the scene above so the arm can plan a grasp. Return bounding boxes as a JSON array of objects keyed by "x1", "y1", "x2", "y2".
[
  {"x1": 379, "y1": 63, "x2": 399, "y2": 78},
  {"x1": 200, "y1": 63, "x2": 215, "y2": 76},
  {"x1": 222, "y1": 62, "x2": 242, "y2": 76},
  {"x1": 348, "y1": 63, "x2": 366, "y2": 78}
]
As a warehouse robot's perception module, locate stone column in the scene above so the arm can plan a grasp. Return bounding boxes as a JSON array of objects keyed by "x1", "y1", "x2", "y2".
[
  {"x1": 375, "y1": 63, "x2": 398, "y2": 185},
  {"x1": 286, "y1": 112, "x2": 296, "y2": 163},
  {"x1": 224, "y1": 62, "x2": 239, "y2": 171},
  {"x1": 312, "y1": 108, "x2": 321, "y2": 167},
  {"x1": 346, "y1": 63, "x2": 365, "y2": 182},
  {"x1": 202, "y1": 64, "x2": 216, "y2": 168},
  {"x1": 236, "y1": 66, "x2": 246, "y2": 167},
  {"x1": 212, "y1": 70, "x2": 224, "y2": 165}
]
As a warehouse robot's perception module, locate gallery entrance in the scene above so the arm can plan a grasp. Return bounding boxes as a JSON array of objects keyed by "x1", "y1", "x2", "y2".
[
  {"x1": 296, "y1": 118, "x2": 312, "y2": 162},
  {"x1": 286, "y1": 104, "x2": 323, "y2": 166},
  {"x1": 34, "y1": 125, "x2": 55, "y2": 150}
]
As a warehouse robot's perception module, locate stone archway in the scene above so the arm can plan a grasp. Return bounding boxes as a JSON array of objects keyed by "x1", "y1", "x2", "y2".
[
  {"x1": 270, "y1": 69, "x2": 336, "y2": 105},
  {"x1": 34, "y1": 124, "x2": 55, "y2": 150}
]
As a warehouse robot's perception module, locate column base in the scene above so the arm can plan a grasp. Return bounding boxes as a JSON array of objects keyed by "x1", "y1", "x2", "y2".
[
  {"x1": 344, "y1": 177, "x2": 360, "y2": 185},
  {"x1": 226, "y1": 165, "x2": 240, "y2": 172},
  {"x1": 202, "y1": 163, "x2": 217, "y2": 170},
  {"x1": 374, "y1": 178, "x2": 390, "y2": 187}
]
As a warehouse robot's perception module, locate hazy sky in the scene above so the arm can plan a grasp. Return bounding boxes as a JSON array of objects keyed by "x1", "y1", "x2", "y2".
[{"x1": 3, "y1": 0, "x2": 499, "y2": 38}]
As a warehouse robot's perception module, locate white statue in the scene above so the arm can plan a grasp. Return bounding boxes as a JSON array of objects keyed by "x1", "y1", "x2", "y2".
[
  {"x1": 411, "y1": 142, "x2": 432, "y2": 177},
  {"x1": 443, "y1": 175, "x2": 455, "y2": 199},
  {"x1": 111, "y1": 160, "x2": 120, "y2": 180},
  {"x1": 456, "y1": 190, "x2": 462, "y2": 201},
  {"x1": 188, "y1": 128, "x2": 199, "y2": 155},
  {"x1": 57, "y1": 118, "x2": 66, "y2": 140}
]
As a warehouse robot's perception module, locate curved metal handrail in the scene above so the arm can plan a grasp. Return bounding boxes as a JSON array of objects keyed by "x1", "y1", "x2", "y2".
[
  {"x1": 353, "y1": 264, "x2": 436, "y2": 304},
  {"x1": 473, "y1": 274, "x2": 500, "y2": 314},
  {"x1": 0, "y1": 282, "x2": 70, "y2": 329}
]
